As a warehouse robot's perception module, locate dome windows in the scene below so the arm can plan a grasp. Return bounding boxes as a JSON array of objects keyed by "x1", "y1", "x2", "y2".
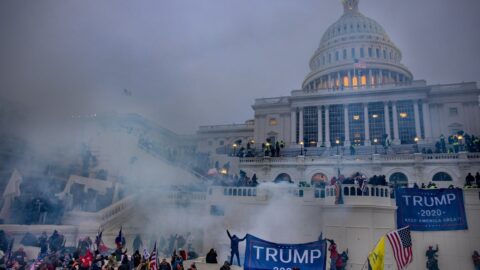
[{"x1": 343, "y1": 49, "x2": 347, "y2": 60}]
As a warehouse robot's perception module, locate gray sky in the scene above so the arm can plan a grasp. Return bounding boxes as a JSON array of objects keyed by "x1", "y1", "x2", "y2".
[{"x1": 1, "y1": 0, "x2": 479, "y2": 134}]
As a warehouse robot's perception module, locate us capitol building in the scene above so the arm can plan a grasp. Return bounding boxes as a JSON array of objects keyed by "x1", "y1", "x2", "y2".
[
  {"x1": 0, "y1": 1, "x2": 479, "y2": 270},
  {"x1": 197, "y1": 0, "x2": 480, "y2": 188}
]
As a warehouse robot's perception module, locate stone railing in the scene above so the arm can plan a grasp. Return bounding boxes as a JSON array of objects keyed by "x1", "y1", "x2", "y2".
[
  {"x1": 219, "y1": 187, "x2": 258, "y2": 197},
  {"x1": 98, "y1": 195, "x2": 137, "y2": 226},
  {"x1": 208, "y1": 185, "x2": 392, "y2": 206},
  {"x1": 291, "y1": 80, "x2": 427, "y2": 96},
  {"x1": 422, "y1": 153, "x2": 460, "y2": 160},
  {"x1": 325, "y1": 184, "x2": 392, "y2": 206},
  {"x1": 239, "y1": 152, "x2": 480, "y2": 164}
]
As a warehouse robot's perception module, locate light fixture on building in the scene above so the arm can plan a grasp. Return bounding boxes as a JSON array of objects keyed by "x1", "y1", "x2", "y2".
[
  {"x1": 372, "y1": 114, "x2": 379, "y2": 118},
  {"x1": 399, "y1": 112, "x2": 408, "y2": 118},
  {"x1": 353, "y1": 115, "x2": 360, "y2": 120},
  {"x1": 220, "y1": 168, "x2": 228, "y2": 175},
  {"x1": 335, "y1": 139, "x2": 340, "y2": 145}
]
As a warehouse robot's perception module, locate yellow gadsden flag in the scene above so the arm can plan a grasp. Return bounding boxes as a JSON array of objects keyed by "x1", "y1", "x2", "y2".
[{"x1": 368, "y1": 236, "x2": 385, "y2": 270}]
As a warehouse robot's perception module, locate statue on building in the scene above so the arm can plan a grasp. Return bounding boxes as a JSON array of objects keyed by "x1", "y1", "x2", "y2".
[
  {"x1": 426, "y1": 245, "x2": 439, "y2": 270},
  {"x1": 342, "y1": 0, "x2": 359, "y2": 12}
]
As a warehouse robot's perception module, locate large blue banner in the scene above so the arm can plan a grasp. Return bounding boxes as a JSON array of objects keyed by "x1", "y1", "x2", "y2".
[
  {"x1": 244, "y1": 234, "x2": 327, "y2": 270},
  {"x1": 395, "y1": 188, "x2": 468, "y2": 231}
]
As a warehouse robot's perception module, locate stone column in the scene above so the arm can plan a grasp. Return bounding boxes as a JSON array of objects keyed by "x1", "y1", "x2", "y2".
[
  {"x1": 413, "y1": 100, "x2": 422, "y2": 140},
  {"x1": 317, "y1": 106, "x2": 323, "y2": 147},
  {"x1": 422, "y1": 101, "x2": 432, "y2": 142},
  {"x1": 392, "y1": 102, "x2": 401, "y2": 144},
  {"x1": 348, "y1": 71, "x2": 352, "y2": 88},
  {"x1": 344, "y1": 104, "x2": 351, "y2": 146},
  {"x1": 327, "y1": 74, "x2": 332, "y2": 89},
  {"x1": 368, "y1": 69, "x2": 373, "y2": 87},
  {"x1": 384, "y1": 102, "x2": 391, "y2": 141},
  {"x1": 325, "y1": 106, "x2": 331, "y2": 147},
  {"x1": 299, "y1": 107, "x2": 304, "y2": 143},
  {"x1": 337, "y1": 72, "x2": 341, "y2": 90},
  {"x1": 291, "y1": 109, "x2": 297, "y2": 143},
  {"x1": 363, "y1": 103, "x2": 371, "y2": 146}
]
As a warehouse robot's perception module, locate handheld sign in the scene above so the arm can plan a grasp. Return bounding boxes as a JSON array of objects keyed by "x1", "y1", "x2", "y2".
[
  {"x1": 395, "y1": 188, "x2": 468, "y2": 231},
  {"x1": 244, "y1": 234, "x2": 327, "y2": 270}
]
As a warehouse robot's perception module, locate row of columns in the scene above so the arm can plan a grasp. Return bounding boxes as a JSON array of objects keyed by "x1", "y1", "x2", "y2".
[
  {"x1": 310, "y1": 69, "x2": 405, "y2": 90},
  {"x1": 292, "y1": 100, "x2": 431, "y2": 147}
]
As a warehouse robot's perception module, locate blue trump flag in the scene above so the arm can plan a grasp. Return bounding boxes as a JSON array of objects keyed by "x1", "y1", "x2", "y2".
[
  {"x1": 395, "y1": 188, "x2": 468, "y2": 231},
  {"x1": 244, "y1": 234, "x2": 327, "y2": 270}
]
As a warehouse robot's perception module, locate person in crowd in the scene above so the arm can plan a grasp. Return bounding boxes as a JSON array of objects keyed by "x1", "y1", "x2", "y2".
[
  {"x1": 187, "y1": 262, "x2": 196, "y2": 270},
  {"x1": 159, "y1": 258, "x2": 172, "y2": 270},
  {"x1": 220, "y1": 261, "x2": 230, "y2": 270},
  {"x1": 132, "y1": 250, "x2": 142, "y2": 268},
  {"x1": 0, "y1": 250, "x2": 5, "y2": 270},
  {"x1": 118, "y1": 255, "x2": 130, "y2": 270},
  {"x1": 472, "y1": 250, "x2": 480, "y2": 270},
  {"x1": 172, "y1": 255, "x2": 183, "y2": 270},
  {"x1": 38, "y1": 232, "x2": 48, "y2": 255},
  {"x1": 133, "y1": 234, "x2": 143, "y2": 252},
  {"x1": 327, "y1": 239, "x2": 339, "y2": 270},
  {"x1": 226, "y1": 230, "x2": 246, "y2": 266},
  {"x1": 466, "y1": 173, "x2": 475, "y2": 186},
  {"x1": 476, "y1": 172, "x2": 480, "y2": 187},
  {"x1": 206, "y1": 249, "x2": 218, "y2": 264},
  {"x1": 12, "y1": 247, "x2": 27, "y2": 267}
]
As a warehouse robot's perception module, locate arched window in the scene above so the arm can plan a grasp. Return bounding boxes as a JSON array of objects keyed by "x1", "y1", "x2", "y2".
[
  {"x1": 311, "y1": 173, "x2": 328, "y2": 188},
  {"x1": 432, "y1": 172, "x2": 453, "y2": 181},
  {"x1": 274, "y1": 173, "x2": 293, "y2": 183},
  {"x1": 389, "y1": 172, "x2": 408, "y2": 187}
]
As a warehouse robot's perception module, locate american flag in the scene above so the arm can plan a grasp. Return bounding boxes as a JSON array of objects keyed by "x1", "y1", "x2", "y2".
[
  {"x1": 361, "y1": 181, "x2": 368, "y2": 194},
  {"x1": 354, "y1": 59, "x2": 367, "y2": 69},
  {"x1": 386, "y1": 226, "x2": 413, "y2": 270},
  {"x1": 149, "y1": 242, "x2": 158, "y2": 270}
]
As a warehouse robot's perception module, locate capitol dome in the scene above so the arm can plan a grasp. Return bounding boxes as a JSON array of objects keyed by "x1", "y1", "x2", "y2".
[{"x1": 302, "y1": 0, "x2": 413, "y2": 90}]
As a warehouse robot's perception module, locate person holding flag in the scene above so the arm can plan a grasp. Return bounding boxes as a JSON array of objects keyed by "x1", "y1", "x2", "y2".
[
  {"x1": 95, "y1": 230, "x2": 109, "y2": 254},
  {"x1": 115, "y1": 227, "x2": 126, "y2": 261}
]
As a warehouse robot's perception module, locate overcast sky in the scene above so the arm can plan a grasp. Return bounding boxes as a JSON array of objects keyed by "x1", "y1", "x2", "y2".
[{"x1": 1, "y1": 0, "x2": 479, "y2": 134}]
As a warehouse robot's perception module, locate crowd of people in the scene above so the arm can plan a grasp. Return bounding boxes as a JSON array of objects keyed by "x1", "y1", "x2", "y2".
[
  {"x1": 208, "y1": 170, "x2": 259, "y2": 188},
  {"x1": 0, "y1": 229, "x2": 208, "y2": 270},
  {"x1": 465, "y1": 172, "x2": 480, "y2": 188},
  {"x1": 433, "y1": 133, "x2": 480, "y2": 154}
]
